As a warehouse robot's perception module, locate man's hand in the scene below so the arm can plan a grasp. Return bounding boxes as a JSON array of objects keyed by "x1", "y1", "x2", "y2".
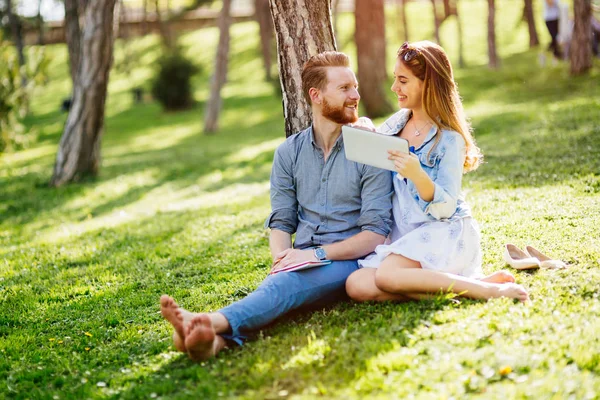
[{"x1": 271, "y1": 248, "x2": 318, "y2": 273}]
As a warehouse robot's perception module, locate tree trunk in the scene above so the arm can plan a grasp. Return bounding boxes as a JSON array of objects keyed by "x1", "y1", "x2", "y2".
[
  {"x1": 142, "y1": 0, "x2": 148, "y2": 35},
  {"x1": 269, "y1": 0, "x2": 337, "y2": 137},
  {"x1": 355, "y1": 0, "x2": 394, "y2": 118},
  {"x1": 255, "y1": 0, "x2": 273, "y2": 82},
  {"x1": 570, "y1": 0, "x2": 592, "y2": 75},
  {"x1": 396, "y1": 0, "x2": 409, "y2": 43},
  {"x1": 50, "y1": 0, "x2": 119, "y2": 187},
  {"x1": 155, "y1": 0, "x2": 173, "y2": 48},
  {"x1": 523, "y1": 0, "x2": 539, "y2": 47},
  {"x1": 6, "y1": 0, "x2": 26, "y2": 87},
  {"x1": 431, "y1": 0, "x2": 441, "y2": 44},
  {"x1": 487, "y1": 0, "x2": 499, "y2": 69},
  {"x1": 64, "y1": 0, "x2": 83, "y2": 86},
  {"x1": 37, "y1": 0, "x2": 45, "y2": 45},
  {"x1": 204, "y1": 0, "x2": 232, "y2": 133},
  {"x1": 456, "y1": 0, "x2": 465, "y2": 68}
]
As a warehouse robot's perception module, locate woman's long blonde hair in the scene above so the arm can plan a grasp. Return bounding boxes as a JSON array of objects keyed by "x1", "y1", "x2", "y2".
[{"x1": 398, "y1": 41, "x2": 482, "y2": 172}]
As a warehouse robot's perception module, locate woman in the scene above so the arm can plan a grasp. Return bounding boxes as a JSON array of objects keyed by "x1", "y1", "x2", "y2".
[{"x1": 346, "y1": 41, "x2": 528, "y2": 303}]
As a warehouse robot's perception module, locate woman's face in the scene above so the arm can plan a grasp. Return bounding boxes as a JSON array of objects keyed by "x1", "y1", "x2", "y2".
[{"x1": 390, "y1": 58, "x2": 424, "y2": 111}]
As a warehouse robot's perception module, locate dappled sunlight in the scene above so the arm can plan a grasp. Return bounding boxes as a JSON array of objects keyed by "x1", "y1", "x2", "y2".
[
  {"x1": 224, "y1": 138, "x2": 282, "y2": 164},
  {"x1": 0, "y1": 144, "x2": 56, "y2": 169},
  {"x1": 282, "y1": 334, "x2": 331, "y2": 370},
  {"x1": 34, "y1": 179, "x2": 269, "y2": 245},
  {"x1": 104, "y1": 123, "x2": 198, "y2": 156}
]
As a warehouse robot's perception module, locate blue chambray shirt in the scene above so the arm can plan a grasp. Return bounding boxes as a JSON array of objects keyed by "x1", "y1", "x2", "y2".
[
  {"x1": 378, "y1": 109, "x2": 472, "y2": 221},
  {"x1": 265, "y1": 126, "x2": 394, "y2": 250}
]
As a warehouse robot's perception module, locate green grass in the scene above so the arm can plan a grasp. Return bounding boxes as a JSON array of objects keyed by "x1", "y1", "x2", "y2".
[{"x1": 1, "y1": 0, "x2": 600, "y2": 398}]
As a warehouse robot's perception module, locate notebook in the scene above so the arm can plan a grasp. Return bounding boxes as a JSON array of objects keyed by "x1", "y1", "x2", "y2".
[{"x1": 269, "y1": 260, "x2": 332, "y2": 275}]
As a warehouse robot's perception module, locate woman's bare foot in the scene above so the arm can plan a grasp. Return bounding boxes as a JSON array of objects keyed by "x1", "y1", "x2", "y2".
[
  {"x1": 184, "y1": 315, "x2": 226, "y2": 361},
  {"x1": 480, "y1": 271, "x2": 515, "y2": 284},
  {"x1": 488, "y1": 283, "x2": 529, "y2": 302},
  {"x1": 160, "y1": 295, "x2": 200, "y2": 352}
]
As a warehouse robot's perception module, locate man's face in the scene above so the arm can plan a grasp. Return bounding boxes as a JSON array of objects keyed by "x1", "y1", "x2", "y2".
[{"x1": 319, "y1": 67, "x2": 360, "y2": 124}]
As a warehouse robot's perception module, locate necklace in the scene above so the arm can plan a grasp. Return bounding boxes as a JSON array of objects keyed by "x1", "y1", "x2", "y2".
[{"x1": 412, "y1": 118, "x2": 431, "y2": 136}]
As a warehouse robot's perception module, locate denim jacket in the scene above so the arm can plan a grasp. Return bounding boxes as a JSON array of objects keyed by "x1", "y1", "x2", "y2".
[{"x1": 378, "y1": 109, "x2": 472, "y2": 221}]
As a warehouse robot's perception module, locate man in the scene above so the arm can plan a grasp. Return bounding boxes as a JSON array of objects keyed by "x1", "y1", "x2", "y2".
[{"x1": 160, "y1": 51, "x2": 393, "y2": 361}]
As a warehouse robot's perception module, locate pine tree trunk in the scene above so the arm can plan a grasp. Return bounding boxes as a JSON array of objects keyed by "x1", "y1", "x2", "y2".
[
  {"x1": 487, "y1": 0, "x2": 499, "y2": 69},
  {"x1": 269, "y1": 0, "x2": 337, "y2": 137},
  {"x1": 431, "y1": 0, "x2": 441, "y2": 44},
  {"x1": 142, "y1": 0, "x2": 148, "y2": 35},
  {"x1": 50, "y1": 0, "x2": 118, "y2": 187},
  {"x1": 523, "y1": 0, "x2": 539, "y2": 47},
  {"x1": 570, "y1": 0, "x2": 592, "y2": 75},
  {"x1": 204, "y1": 0, "x2": 232, "y2": 133},
  {"x1": 355, "y1": 0, "x2": 394, "y2": 118},
  {"x1": 456, "y1": 0, "x2": 465, "y2": 68},
  {"x1": 64, "y1": 0, "x2": 83, "y2": 86},
  {"x1": 255, "y1": 0, "x2": 273, "y2": 82},
  {"x1": 6, "y1": 0, "x2": 26, "y2": 87},
  {"x1": 396, "y1": 0, "x2": 409, "y2": 43}
]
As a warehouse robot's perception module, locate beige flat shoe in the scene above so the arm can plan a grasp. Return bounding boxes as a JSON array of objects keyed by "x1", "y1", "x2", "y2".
[
  {"x1": 525, "y1": 246, "x2": 568, "y2": 269},
  {"x1": 503, "y1": 244, "x2": 540, "y2": 270}
]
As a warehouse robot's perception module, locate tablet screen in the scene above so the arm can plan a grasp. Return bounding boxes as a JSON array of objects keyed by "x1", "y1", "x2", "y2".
[{"x1": 342, "y1": 125, "x2": 409, "y2": 171}]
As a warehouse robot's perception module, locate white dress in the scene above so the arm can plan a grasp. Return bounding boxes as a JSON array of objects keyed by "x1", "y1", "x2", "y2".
[{"x1": 359, "y1": 174, "x2": 483, "y2": 278}]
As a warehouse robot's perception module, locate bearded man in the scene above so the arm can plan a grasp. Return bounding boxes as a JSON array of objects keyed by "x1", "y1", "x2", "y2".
[{"x1": 160, "y1": 51, "x2": 393, "y2": 360}]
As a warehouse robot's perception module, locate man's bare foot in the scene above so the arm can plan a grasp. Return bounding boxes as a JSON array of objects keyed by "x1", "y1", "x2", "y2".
[
  {"x1": 489, "y1": 283, "x2": 529, "y2": 302},
  {"x1": 160, "y1": 295, "x2": 199, "y2": 352},
  {"x1": 480, "y1": 271, "x2": 515, "y2": 284},
  {"x1": 184, "y1": 315, "x2": 226, "y2": 361}
]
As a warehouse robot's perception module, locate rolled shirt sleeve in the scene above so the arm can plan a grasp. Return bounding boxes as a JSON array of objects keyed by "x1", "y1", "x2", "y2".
[
  {"x1": 357, "y1": 165, "x2": 394, "y2": 237},
  {"x1": 264, "y1": 142, "x2": 298, "y2": 234},
  {"x1": 415, "y1": 134, "x2": 466, "y2": 220}
]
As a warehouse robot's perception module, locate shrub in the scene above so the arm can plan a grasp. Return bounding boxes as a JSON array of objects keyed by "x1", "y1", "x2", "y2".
[{"x1": 151, "y1": 51, "x2": 199, "y2": 111}]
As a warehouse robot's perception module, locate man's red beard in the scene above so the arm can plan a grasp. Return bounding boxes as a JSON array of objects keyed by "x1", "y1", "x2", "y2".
[{"x1": 322, "y1": 98, "x2": 359, "y2": 124}]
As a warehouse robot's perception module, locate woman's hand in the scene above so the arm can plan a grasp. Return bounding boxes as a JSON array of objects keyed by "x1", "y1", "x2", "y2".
[
  {"x1": 349, "y1": 117, "x2": 376, "y2": 132},
  {"x1": 388, "y1": 150, "x2": 424, "y2": 182},
  {"x1": 271, "y1": 248, "x2": 317, "y2": 272}
]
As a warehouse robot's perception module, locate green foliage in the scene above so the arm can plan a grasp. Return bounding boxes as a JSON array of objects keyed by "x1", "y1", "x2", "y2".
[
  {"x1": 1, "y1": 1, "x2": 599, "y2": 398},
  {"x1": 0, "y1": 32, "x2": 49, "y2": 152},
  {"x1": 151, "y1": 50, "x2": 200, "y2": 111}
]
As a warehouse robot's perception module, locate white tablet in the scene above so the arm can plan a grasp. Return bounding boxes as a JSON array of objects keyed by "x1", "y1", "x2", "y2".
[{"x1": 342, "y1": 125, "x2": 409, "y2": 171}]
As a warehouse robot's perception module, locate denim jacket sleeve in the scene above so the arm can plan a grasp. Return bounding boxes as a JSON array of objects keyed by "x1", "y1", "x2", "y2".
[
  {"x1": 416, "y1": 132, "x2": 466, "y2": 220},
  {"x1": 264, "y1": 142, "x2": 298, "y2": 233},
  {"x1": 358, "y1": 166, "x2": 394, "y2": 237}
]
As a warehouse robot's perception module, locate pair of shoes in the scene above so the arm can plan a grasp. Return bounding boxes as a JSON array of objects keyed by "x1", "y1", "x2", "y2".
[{"x1": 503, "y1": 244, "x2": 568, "y2": 270}]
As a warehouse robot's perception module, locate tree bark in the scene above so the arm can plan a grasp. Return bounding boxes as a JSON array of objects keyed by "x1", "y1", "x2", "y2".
[
  {"x1": 6, "y1": 0, "x2": 26, "y2": 87},
  {"x1": 255, "y1": 0, "x2": 273, "y2": 82},
  {"x1": 50, "y1": 0, "x2": 119, "y2": 187},
  {"x1": 355, "y1": 0, "x2": 394, "y2": 118},
  {"x1": 269, "y1": 0, "x2": 337, "y2": 137},
  {"x1": 431, "y1": 0, "x2": 441, "y2": 44},
  {"x1": 456, "y1": 0, "x2": 465, "y2": 68},
  {"x1": 204, "y1": 0, "x2": 232, "y2": 133},
  {"x1": 142, "y1": 0, "x2": 148, "y2": 35},
  {"x1": 523, "y1": 0, "x2": 539, "y2": 47},
  {"x1": 396, "y1": 0, "x2": 409, "y2": 43},
  {"x1": 570, "y1": 0, "x2": 592, "y2": 75},
  {"x1": 487, "y1": 0, "x2": 499, "y2": 69},
  {"x1": 64, "y1": 0, "x2": 83, "y2": 86},
  {"x1": 37, "y1": 0, "x2": 45, "y2": 45}
]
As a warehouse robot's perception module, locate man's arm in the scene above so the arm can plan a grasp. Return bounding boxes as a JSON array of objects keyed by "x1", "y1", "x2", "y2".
[{"x1": 270, "y1": 229, "x2": 292, "y2": 261}]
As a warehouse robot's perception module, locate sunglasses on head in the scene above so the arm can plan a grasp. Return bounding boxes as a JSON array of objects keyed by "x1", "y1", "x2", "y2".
[{"x1": 400, "y1": 42, "x2": 420, "y2": 62}]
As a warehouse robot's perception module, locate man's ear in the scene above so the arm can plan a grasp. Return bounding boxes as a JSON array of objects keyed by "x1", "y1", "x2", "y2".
[{"x1": 308, "y1": 87, "x2": 321, "y2": 105}]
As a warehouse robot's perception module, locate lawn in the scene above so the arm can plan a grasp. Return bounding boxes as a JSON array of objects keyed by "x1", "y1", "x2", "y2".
[{"x1": 1, "y1": 0, "x2": 599, "y2": 399}]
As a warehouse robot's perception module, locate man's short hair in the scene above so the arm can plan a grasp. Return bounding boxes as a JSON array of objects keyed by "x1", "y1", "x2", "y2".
[{"x1": 301, "y1": 51, "x2": 350, "y2": 104}]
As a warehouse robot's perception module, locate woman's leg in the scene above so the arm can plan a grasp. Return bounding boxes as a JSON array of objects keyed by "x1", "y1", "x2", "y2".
[
  {"x1": 346, "y1": 268, "x2": 410, "y2": 302},
  {"x1": 374, "y1": 254, "x2": 529, "y2": 302}
]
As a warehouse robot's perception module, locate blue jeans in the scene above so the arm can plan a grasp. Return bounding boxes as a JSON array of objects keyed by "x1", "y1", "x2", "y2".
[{"x1": 219, "y1": 260, "x2": 359, "y2": 345}]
